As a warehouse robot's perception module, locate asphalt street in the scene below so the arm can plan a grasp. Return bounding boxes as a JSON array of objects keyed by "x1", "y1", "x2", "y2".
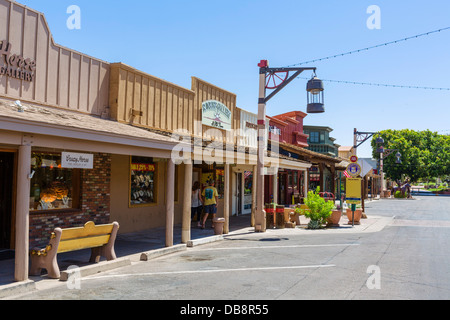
[{"x1": 6, "y1": 196, "x2": 450, "y2": 301}]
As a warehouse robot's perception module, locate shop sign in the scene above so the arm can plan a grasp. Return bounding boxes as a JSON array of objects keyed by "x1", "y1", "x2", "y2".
[
  {"x1": 202, "y1": 100, "x2": 232, "y2": 131},
  {"x1": 131, "y1": 163, "x2": 156, "y2": 172},
  {"x1": 245, "y1": 121, "x2": 257, "y2": 130},
  {"x1": 61, "y1": 152, "x2": 94, "y2": 169},
  {"x1": 0, "y1": 41, "x2": 36, "y2": 82}
]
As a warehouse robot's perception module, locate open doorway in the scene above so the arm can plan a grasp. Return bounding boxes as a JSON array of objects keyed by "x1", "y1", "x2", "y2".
[{"x1": 0, "y1": 151, "x2": 15, "y2": 252}]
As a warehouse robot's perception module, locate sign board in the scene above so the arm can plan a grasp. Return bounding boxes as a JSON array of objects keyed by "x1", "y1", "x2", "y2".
[
  {"x1": 358, "y1": 159, "x2": 373, "y2": 177},
  {"x1": 0, "y1": 40, "x2": 36, "y2": 82},
  {"x1": 346, "y1": 178, "x2": 361, "y2": 204},
  {"x1": 350, "y1": 155, "x2": 358, "y2": 163},
  {"x1": 202, "y1": 100, "x2": 232, "y2": 131},
  {"x1": 131, "y1": 163, "x2": 156, "y2": 172},
  {"x1": 346, "y1": 162, "x2": 361, "y2": 177},
  {"x1": 61, "y1": 152, "x2": 94, "y2": 169}
]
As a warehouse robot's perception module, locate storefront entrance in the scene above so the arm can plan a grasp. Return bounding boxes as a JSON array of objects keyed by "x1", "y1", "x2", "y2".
[{"x1": 0, "y1": 151, "x2": 15, "y2": 250}]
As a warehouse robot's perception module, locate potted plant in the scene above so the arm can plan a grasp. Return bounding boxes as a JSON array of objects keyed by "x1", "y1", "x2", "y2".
[
  {"x1": 326, "y1": 204, "x2": 342, "y2": 228},
  {"x1": 346, "y1": 204, "x2": 363, "y2": 225},
  {"x1": 298, "y1": 187, "x2": 334, "y2": 229}
]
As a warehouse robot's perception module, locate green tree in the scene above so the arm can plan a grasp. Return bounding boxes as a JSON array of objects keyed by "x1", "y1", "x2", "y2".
[{"x1": 371, "y1": 130, "x2": 450, "y2": 183}]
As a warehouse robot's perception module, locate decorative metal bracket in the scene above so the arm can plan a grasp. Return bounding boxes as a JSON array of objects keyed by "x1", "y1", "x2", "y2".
[
  {"x1": 260, "y1": 67, "x2": 316, "y2": 104},
  {"x1": 354, "y1": 131, "x2": 377, "y2": 149}
]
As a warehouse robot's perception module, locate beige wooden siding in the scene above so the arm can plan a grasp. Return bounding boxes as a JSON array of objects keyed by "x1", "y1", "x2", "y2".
[
  {"x1": 0, "y1": 0, "x2": 110, "y2": 116},
  {"x1": 109, "y1": 63, "x2": 196, "y2": 133},
  {"x1": 191, "y1": 77, "x2": 237, "y2": 144}
]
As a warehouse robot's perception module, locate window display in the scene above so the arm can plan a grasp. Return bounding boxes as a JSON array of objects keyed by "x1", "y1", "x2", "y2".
[
  {"x1": 30, "y1": 153, "x2": 77, "y2": 211},
  {"x1": 244, "y1": 171, "x2": 253, "y2": 211},
  {"x1": 130, "y1": 156, "x2": 157, "y2": 206},
  {"x1": 216, "y1": 168, "x2": 224, "y2": 199}
]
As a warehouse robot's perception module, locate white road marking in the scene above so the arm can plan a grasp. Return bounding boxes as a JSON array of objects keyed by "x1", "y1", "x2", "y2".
[
  {"x1": 84, "y1": 264, "x2": 336, "y2": 281},
  {"x1": 197, "y1": 244, "x2": 360, "y2": 251}
]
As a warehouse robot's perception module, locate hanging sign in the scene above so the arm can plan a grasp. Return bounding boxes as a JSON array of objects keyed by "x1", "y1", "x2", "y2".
[
  {"x1": 202, "y1": 100, "x2": 232, "y2": 131},
  {"x1": 61, "y1": 152, "x2": 94, "y2": 169}
]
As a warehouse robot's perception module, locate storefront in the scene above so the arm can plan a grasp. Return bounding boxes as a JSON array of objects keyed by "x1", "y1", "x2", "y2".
[{"x1": 0, "y1": 0, "x2": 189, "y2": 281}]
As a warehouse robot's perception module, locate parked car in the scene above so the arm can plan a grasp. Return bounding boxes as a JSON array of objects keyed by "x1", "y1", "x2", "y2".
[{"x1": 319, "y1": 192, "x2": 335, "y2": 202}]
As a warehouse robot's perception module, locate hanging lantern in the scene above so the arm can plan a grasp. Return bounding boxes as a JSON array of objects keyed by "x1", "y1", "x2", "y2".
[
  {"x1": 376, "y1": 137, "x2": 385, "y2": 153},
  {"x1": 306, "y1": 76, "x2": 325, "y2": 113},
  {"x1": 396, "y1": 152, "x2": 402, "y2": 164}
]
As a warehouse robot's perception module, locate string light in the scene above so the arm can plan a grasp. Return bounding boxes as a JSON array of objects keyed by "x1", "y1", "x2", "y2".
[
  {"x1": 298, "y1": 77, "x2": 450, "y2": 91},
  {"x1": 285, "y1": 27, "x2": 450, "y2": 67}
]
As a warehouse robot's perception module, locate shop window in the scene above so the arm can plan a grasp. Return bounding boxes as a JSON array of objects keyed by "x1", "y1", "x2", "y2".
[
  {"x1": 293, "y1": 171, "x2": 298, "y2": 191},
  {"x1": 216, "y1": 168, "x2": 225, "y2": 199},
  {"x1": 130, "y1": 156, "x2": 157, "y2": 206},
  {"x1": 30, "y1": 152, "x2": 80, "y2": 211},
  {"x1": 244, "y1": 171, "x2": 253, "y2": 195}
]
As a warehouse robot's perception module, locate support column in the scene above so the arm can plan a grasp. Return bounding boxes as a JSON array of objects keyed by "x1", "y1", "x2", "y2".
[
  {"x1": 251, "y1": 165, "x2": 257, "y2": 227},
  {"x1": 223, "y1": 164, "x2": 230, "y2": 234},
  {"x1": 303, "y1": 169, "x2": 308, "y2": 198},
  {"x1": 181, "y1": 161, "x2": 193, "y2": 244},
  {"x1": 256, "y1": 71, "x2": 267, "y2": 232},
  {"x1": 319, "y1": 163, "x2": 324, "y2": 192},
  {"x1": 15, "y1": 143, "x2": 31, "y2": 282},
  {"x1": 272, "y1": 172, "x2": 278, "y2": 204},
  {"x1": 165, "y1": 159, "x2": 175, "y2": 247}
]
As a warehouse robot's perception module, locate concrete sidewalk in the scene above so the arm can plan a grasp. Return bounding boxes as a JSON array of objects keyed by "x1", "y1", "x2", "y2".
[{"x1": 0, "y1": 211, "x2": 393, "y2": 299}]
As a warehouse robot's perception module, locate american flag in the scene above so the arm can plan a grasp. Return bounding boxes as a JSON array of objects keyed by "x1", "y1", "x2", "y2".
[{"x1": 343, "y1": 170, "x2": 351, "y2": 178}]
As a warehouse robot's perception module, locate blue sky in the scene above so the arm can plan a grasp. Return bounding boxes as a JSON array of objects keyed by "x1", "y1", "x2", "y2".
[{"x1": 20, "y1": 0, "x2": 450, "y2": 158}]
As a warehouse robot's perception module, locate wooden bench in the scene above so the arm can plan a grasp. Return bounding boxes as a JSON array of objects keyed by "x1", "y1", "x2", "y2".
[{"x1": 30, "y1": 221, "x2": 119, "y2": 279}]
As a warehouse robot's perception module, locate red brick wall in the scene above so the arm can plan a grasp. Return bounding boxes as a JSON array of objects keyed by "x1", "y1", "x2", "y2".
[{"x1": 29, "y1": 153, "x2": 111, "y2": 248}]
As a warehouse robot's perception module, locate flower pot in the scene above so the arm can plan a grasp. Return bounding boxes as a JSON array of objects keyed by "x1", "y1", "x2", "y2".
[
  {"x1": 213, "y1": 218, "x2": 225, "y2": 235},
  {"x1": 346, "y1": 208, "x2": 362, "y2": 225},
  {"x1": 326, "y1": 210, "x2": 342, "y2": 227}
]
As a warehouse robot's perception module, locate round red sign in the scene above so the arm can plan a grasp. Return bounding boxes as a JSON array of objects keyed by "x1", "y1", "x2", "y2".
[{"x1": 350, "y1": 155, "x2": 358, "y2": 163}]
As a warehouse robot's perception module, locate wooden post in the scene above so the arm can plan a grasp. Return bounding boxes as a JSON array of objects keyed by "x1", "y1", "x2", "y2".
[
  {"x1": 251, "y1": 165, "x2": 257, "y2": 227},
  {"x1": 181, "y1": 161, "x2": 193, "y2": 244},
  {"x1": 165, "y1": 159, "x2": 175, "y2": 247},
  {"x1": 223, "y1": 164, "x2": 230, "y2": 234},
  {"x1": 15, "y1": 143, "x2": 31, "y2": 282},
  {"x1": 272, "y1": 172, "x2": 278, "y2": 204},
  {"x1": 255, "y1": 72, "x2": 266, "y2": 232},
  {"x1": 303, "y1": 169, "x2": 308, "y2": 199}
]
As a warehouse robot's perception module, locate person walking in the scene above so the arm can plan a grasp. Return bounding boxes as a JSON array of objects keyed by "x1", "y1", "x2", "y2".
[
  {"x1": 191, "y1": 181, "x2": 203, "y2": 228},
  {"x1": 201, "y1": 180, "x2": 219, "y2": 229}
]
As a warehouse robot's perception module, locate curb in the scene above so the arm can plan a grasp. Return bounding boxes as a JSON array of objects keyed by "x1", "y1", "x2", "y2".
[
  {"x1": 140, "y1": 244, "x2": 187, "y2": 261},
  {"x1": 0, "y1": 280, "x2": 35, "y2": 299},
  {"x1": 59, "y1": 257, "x2": 132, "y2": 281},
  {"x1": 187, "y1": 235, "x2": 223, "y2": 247}
]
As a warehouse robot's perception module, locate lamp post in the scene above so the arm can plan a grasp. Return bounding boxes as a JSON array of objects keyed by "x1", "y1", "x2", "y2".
[
  {"x1": 255, "y1": 60, "x2": 323, "y2": 232},
  {"x1": 353, "y1": 129, "x2": 402, "y2": 196}
]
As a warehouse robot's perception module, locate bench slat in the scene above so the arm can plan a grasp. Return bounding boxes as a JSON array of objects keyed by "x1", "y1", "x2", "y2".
[
  {"x1": 58, "y1": 235, "x2": 111, "y2": 253},
  {"x1": 60, "y1": 222, "x2": 114, "y2": 241}
]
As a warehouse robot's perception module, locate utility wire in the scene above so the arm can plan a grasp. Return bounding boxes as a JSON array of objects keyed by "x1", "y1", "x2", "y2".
[
  {"x1": 285, "y1": 27, "x2": 450, "y2": 67},
  {"x1": 298, "y1": 77, "x2": 450, "y2": 91}
]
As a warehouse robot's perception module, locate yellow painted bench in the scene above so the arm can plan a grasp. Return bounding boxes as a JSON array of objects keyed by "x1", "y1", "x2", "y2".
[{"x1": 30, "y1": 221, "x2": 119, "y2": 279}]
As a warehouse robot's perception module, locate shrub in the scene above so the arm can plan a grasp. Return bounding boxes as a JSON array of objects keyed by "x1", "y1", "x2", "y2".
[{"x1": 298, "y1": 187, "x2": 334, "y2": 229}]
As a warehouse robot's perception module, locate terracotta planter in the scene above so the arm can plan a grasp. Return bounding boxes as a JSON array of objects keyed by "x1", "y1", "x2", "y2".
[
  {"x1": 326, "y1": 210, "x2": 342, "y2": 227},
  {"x1": 346, "y1": 208, "x2": 362, "y2": 225}
]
